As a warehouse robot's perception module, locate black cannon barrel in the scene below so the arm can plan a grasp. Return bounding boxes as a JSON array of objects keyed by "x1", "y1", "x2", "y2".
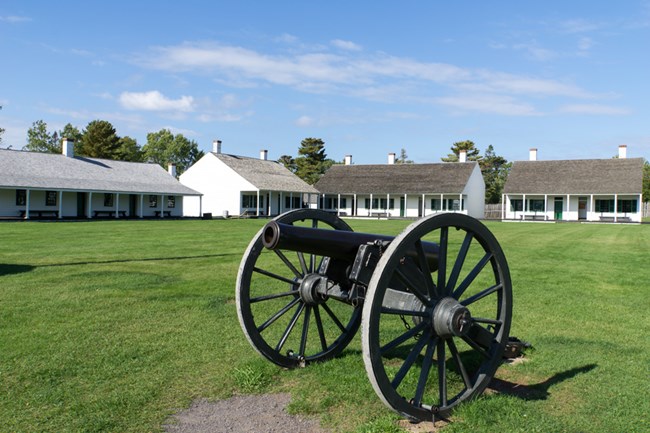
[{"x1": 262, "y1": 221, "x2": 439, "y2": 269}]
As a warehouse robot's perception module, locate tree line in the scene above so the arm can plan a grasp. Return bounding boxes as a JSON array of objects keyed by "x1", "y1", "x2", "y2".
[{"x1": 21, "y1": 119, "x2": 203, "y2": 177}]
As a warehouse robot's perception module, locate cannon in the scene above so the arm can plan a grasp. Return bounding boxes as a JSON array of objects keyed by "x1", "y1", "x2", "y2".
[{"x1": 236, "y1": 209, "x2": 512, "y2": 422}]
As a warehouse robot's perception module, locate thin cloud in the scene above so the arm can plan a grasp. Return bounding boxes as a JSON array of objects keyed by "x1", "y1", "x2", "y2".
[
  {"x1": 558, "y1": 104, "x2": 630, "y2": 115},
  {"x1": 331, "y1": 39, "x2": 362, "y2": 51},
  {"x1": 0, "y1": 15, "x2": 31, "y2": 23},
  {"x1": 295, "y1": 115, "x2": 314, "y2": 127},
  {"x1": 435, "y1": 94, "x2": 539, "y2": 116},
  {"x1": 119, "y1": 90, "x2": 195, "y2": 112}
]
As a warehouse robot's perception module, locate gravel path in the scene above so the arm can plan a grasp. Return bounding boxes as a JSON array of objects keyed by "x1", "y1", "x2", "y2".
[{"x1": 163, "y1": 393, "x2": 331, "y2": 433}]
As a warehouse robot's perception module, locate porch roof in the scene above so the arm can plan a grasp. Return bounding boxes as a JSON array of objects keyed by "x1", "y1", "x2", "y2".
[
  {"x1": 0, "y1": 149, "x2": 201, "y2": 195},
  {"x1": 503, "y1": 158, "x2": 644, "y2": 195},
  {"x1": 314, "y1": 162, "x2": 477, "y2": 195}
]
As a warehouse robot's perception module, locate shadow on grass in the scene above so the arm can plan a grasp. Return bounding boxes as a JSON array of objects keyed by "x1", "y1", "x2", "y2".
[
  {"x1": 37, "y1": 253, "x2": 240, "y2": 268},
  {"x1": 488, "y1": 364, "x2": 598, "y2": 401},
  {"x1": 0, "y1": 263, "x2": 35, "y2": 276}
]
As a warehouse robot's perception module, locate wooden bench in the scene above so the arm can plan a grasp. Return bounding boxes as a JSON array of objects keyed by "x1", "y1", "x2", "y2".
[
  {"x1": 524, "y1": 214, "x2": 545, "y2": 221},
  {"x1": 93, "y1": 210, "x2": 127, "y2": 218},
  {"x1": 370, "y1": 211, "x2": 389, "y2": 218},
  {"x1": 154, "y1": 210, "x2": 172, "y2": 218},
  {"x1": 599, "y1": 216, "x2": 615, "y2": 222},
  {"x1": 19, "y1": 210, "x2": 59, "y2": 218}
]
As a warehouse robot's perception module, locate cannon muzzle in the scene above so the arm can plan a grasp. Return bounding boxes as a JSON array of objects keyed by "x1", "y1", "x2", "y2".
[{"x1": 262, "y1": 221, "x2": 439, "y2": 269}]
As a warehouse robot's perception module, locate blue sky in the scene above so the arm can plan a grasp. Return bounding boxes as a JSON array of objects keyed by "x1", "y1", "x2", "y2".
[{"x1": 1, "y1": 1, "x2": 649, "y2": 163}]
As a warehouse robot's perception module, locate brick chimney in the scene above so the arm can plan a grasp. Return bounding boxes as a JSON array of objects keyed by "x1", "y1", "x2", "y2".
[
  {"x1": 529, "y1": 148, "x2": 538, "y2": 161},
  {"x1": 62, "y1": 138, "x2": 74, "y2": 158},
  {"x1": 168, "y1": 163, "x2": 177, "y2": 177},
  {"x1": 388, "y1": 152, "x2": 396, "y2": 164},
  {"x1": 618, "y1": 145, "x2": 627, "y2": 159},
  {"x1": 213, "y1": 139, "x2": 222, "y2": 154},
  {"x1": 260, "y1": 149, "x2": 268, "y2": 160},
  {"x1": 344, "y1": 155, "x2": 352, "y2": 165},
  {"x1": 459, "y1": 150, "x2": 467, "y2": 163}
]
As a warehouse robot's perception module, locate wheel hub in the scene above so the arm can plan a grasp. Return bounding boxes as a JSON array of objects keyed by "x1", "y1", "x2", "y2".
[
  {"x1": 298, "y1": 273, "x2": 326, "y2": 305},
  {"x1": 432, "y1": 297, "x2": 472, "y2": 338}
]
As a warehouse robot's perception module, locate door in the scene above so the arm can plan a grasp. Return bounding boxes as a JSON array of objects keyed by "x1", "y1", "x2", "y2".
[
  {"x1": 400, "y1": 197, "x2": 405, "y2": 217},
  {"x1": 76, "y1": 192, "x2": 86, "y2": 218},
  {"x1": 129, "y1": 195, "x2": 137, "y2": 218},
  {"x1": 554, "y1": 198, "x2": 563, "y2": 220},
  {"x1": 578, "y1": 198, "x2": 587, "y2": 220},
  {"x1": 417, "y1": 197, "x2": 423, "y2": 217}
]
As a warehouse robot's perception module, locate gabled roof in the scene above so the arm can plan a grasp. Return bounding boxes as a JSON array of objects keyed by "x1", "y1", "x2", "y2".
[
  {"x1": 315, "y1": 162, "x2": 478, "y2": 195},
  {"x1": 0, "y1": 148, "x2": 200, "y2": 195},
  {"x1": 503, "y1": 158, "x2": 644, "y2": 194},
  {"x1": 214, "y1": 153, "x2": 319, "y2": 193}
]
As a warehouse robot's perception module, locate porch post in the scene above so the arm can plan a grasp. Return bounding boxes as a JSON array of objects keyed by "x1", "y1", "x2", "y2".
[
  {"x1": 256, "y1": 190, "x2": 260, "y2": 217},
  {"x1": 544, "y1": 194, "x2": 548, "y2": 220},
  {"x1": 590, "y1": 194, "x2": 593, "y2": 221},
  {"x1": 139, "y1": 194, "x2": 144, "y2": 218},
  {"x1": 386, "y1": 193, "x2": 390, "y2": 216},
  {"x1": 115, "y1": 193, "x2": 120, "y2": 219},
  {"x1": 459, "y1": 193, "x2": 463, "y2": 213},
  {"x1": 567, "y1": 194, "x2": 570, "y2": 221},
  {"x1": 160, "y1": 195, "x2": 164, "y2": 218},
  {"x1": 614, "y1": 194, "x2": 618, "y2": 222},
  {"x1": 440, "y1": 193, "x2": 443, "y2": 213},
  {"x1": 199, "y1": 195, "x2": 203, "y2": 218},
  {"x1": 523, "y1": 194, "x2": 526, "y2": 218},
  {"x1": 501, "y1": 194, "x2": 505, "y2": 220},
  {"x1": 25, "y1": 189, "x2": 31, "y2": 219},
  {"x1": 88, "y1": 192, "x2": 93, "y2": 219},
  {"x1": 280, "y1": 192, "x2": 283, "y2": 214},
  {"x1": 353, "y1": 193, "x2": 357, "y2": 216},
  {"x1": 337, "y1": 194, "x2": 341, "y2": 216},
  {"x1": 290, "y1": 192, "x2": 293, "y2": 210},
  {"x1": 58, "y1": 191, "x2": 63, "y2": 219}
]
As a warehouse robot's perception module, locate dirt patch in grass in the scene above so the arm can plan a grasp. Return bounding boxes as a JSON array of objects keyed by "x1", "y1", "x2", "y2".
[{"x1": 164, "y1": 393, "x2": 331, "y2": 433}]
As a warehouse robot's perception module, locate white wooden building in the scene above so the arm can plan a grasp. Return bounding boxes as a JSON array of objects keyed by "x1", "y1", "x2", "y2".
[
  {"x1": 0, "y1": 139, "x2": 201, "y2": 219},
  {"x1": 502, "y1": 146, "x2": 644, "y2": 223},
  {"x1": 314, "y1": 152, "x2": 485, "y2": 219},
  {"x1": 180, "y1": 141, "x2": 319, "y2": 218}
]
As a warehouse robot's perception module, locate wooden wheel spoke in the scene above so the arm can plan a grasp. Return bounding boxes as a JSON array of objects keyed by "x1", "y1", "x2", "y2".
[
  {"x1": 380, "y1": 321, "x2": 428, "y2": 355},
  {"x1": 250, "y1": 290, "x2": 297, "y2": 304},
  {"x1": 391, "y1": 329, "x2": 432, "y2": 389},
  {"x1": 296, "y1": 252, "x2": 309, "y2": 275},
  {"x1": 313, "y1": 306, "x2": 328, "y2": 352},
  {"x1": 447, "y1": 339, "x2": 471, "y2": 390},
  {"x1": 395, "y1": 268, "x2": 431, "y2": 307},
  {"x1": 257, "y1": 298, "x2": 301, "y2": 333},
  {"x1": 298, "y1": 306, "x2": 312, "y2": 356},
  {"x1": 321, "y1": 303, "x2": 347, "y2": 333},
  {"x1": 275, "y1": 302, "x2": 305, "y2": 352},
  {"x1": 446, "y1": 232, "x2": 473, "y2": 294},
  {"x1": 413, "y1": 337, "x2": 438, "y2": 406},
  {"x1": 414, "y1": 240, "x2": 438, "y2": 299},
  {"x1": 452, "y1": 252, "x2": 493, "y2": 299},
  {"x1": 461, "y1": 283, "x2": 502, "y2": 306},
  {"x1": 274, "y1": 249, "x2": 303, "y2": 278},
  {"x1": 437, "y1": 227, "x2": 448, "y2": 294},
  {"x1": 253, "y1": 267, "x2": 298, "y2": 286}
]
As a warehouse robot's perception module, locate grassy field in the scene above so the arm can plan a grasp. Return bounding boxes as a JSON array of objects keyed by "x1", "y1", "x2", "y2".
[{"x1": 1, "y1": 218, "x2": 649, "y2": 432}]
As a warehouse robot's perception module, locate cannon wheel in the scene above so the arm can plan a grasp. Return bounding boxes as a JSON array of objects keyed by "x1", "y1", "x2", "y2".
[
  {"x1": 362, "y1": 213, "x2": 512, "y2": 421},
  {"x1": 237, "y1": 209, "x2": 362, "y2": 368}
]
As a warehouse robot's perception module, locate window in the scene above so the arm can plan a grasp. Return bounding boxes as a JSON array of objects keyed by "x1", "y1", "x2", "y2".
[
  {"x1": 510, "y1": 199, "x2": 523, "y2": 212},
  {"x1": 529, "y1": 199, "x2": 544, "y2": 212},
  {"x1": 167, "y1": 196, "x2": 176, "y2": 208},
  {"x1": 104, "y1": 193, "x2": 114, "y2": 207},
  {"x1": 285, "y1": 196, "x2": 301, "y2": 209},
  {"x1": 16, "y1": 190, "x2": 26, "y2": 206},
  {"x1": 45, "y1": 191, "x2": 57, "y2": 206},
  {"x1": 617, "y1": 200, "x2": 637, "y2": 213},
  {"x1": 595, "y1": 199, "x2": 614, "y2": 213},
  {"x1": 242, "y1": 194, "x2": 263, "y2": 209},
  {"x1": 431, "y1": 199, "x2": 441, "y2": 211},
  {"x1": 149, "y1": 195, "x2": 158, "y2": 208}
]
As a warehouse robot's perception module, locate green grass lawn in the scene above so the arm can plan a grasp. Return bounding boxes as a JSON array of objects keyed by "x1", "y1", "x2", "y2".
[{"x1": 1, "y1": 218, "x2": 649, "y2": 432}]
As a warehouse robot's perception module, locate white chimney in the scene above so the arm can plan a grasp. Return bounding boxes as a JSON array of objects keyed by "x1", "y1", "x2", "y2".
[
  {"x1": 213, "y1": 139, "x2": 222, "y2": 154},
  {"x1": 260, "y1": 149, "x2": 268, "y2": 160},
  {"x1": 459, "y1": 150, "x2": 467, "y2": 163},
  {"x1": 168, "y1": 163, "x2": 177, "y2": 177},
  {"x1": 529, "y1": 148, "x2": 538, "y2": 161},
  {"x1": 62, "y1": 138, "x2": 74, "y2": 158},
  {"x1": 618, "y1": 144, "x2": 627, "y2": 159},
  {"x1": 344, "y1": 155, "x2": 352, "y2": 165},
  {"x1": 388, "y1": 152, "x2": 396, "y2": 164}
]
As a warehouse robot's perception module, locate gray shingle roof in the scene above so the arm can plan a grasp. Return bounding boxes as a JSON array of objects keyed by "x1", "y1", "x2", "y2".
[
  {"x1": 0, "y1": 149, "x2": 200, "y2": 195},
  {"x1": 314, "y1": 162, "x2": 478, "y2": 194},
  {"x1": 215, "y1": 153, "x2": 319, "y2": 193},
  {"x1": 503, "y1": 158, "x2": 644, "y2": 194}
]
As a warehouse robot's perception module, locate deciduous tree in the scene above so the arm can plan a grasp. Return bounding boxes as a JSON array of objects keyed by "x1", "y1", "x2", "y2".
[
  {"x1": 59, "y1": 123, "x2": 83, "y2": 155},
  {"x1": 24, "y1": 120, "x2": 60, "y2": 153},
  {"x1": 142, "y1": 129, "x2": 204, "y2": 176},
  {"x1": 643, "y1": 160, "x2": 650, "y2": 203}
]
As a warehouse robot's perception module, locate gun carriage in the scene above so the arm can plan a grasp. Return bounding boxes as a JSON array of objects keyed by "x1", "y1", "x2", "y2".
[{"x1": 236, "y1": 209, "x2": 512, "y2": 421}]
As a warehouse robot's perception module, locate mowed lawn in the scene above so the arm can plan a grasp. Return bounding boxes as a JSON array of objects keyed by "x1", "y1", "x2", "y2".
[{"x1": 1, "y1": 218, "x2": 648, "y2": 432}]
